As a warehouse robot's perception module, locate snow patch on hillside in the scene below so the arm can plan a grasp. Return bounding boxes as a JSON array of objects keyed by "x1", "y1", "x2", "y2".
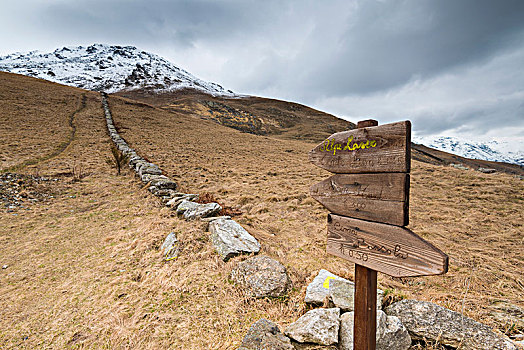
[
  {"x1": 413, "y1": 135, "x2": 524, "y2": 166},
  {"x1": 0, "y1": 43, "x2": 237, "y2": 96}
]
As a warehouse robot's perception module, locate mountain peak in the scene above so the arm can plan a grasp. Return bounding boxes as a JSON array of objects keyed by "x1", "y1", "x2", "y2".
[{"x1": 0, "y1": 44, "x2": 236, "y2": 96}]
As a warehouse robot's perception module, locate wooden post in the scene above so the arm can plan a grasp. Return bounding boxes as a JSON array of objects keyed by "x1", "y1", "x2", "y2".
[
  {"x1": 354, "y1": 119, "x2": 378, "y2": 350},
  {"x1": 354, "y1": 265, "x2": 377, "y2": 350}
]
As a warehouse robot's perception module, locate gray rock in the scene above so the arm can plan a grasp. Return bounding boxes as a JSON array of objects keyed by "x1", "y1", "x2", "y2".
[
  {"x1": 150, "y1": 188, "x2": 178, "y2": 198},
  {"x1": 284, "y1": 308, "x2": 340, "y2": 346},
  {"x1": 386, "y1": 299, "x2": 516, "y2": 350},
  {"x1": 176, "y1": 200, "x2": 221, "y2": 220},
  {"x1": 238, "y1": 319, "x2": 294, "y2": 350},
  {"x1": 166, "y1": 194, "x2": 199, "y2": 208},
  {"x1": 478, "y1": 167, "x2": 496, "y2": 174},
  {"x1": 339, "y1": 310, "x2": 411, "y2": 350},
  {"x1": 160, "y1": 232, "x2": 179, "y2": 261},
  {"x1": 137, "y1": 162, "x2": 162, "y2": 176},
  {"x1": 230, "y1": 255, "x2": 292, "y2": 298},
  {"x1": 450, "y1": 163, "x2": 469, "y2": 170},
  {"x1": 140, "y1": 173, "x2": 168, "y2": 184},
  {"x1": 329, "y1": 279, "x2": 383, "y2": 311},
  {"x1": 209, "y1": 218, "x2": 260, "y2": 261},
  {"x1": 200, "y1": 215, "x2": 231, "y2": 222},
  {"x1": 149, "y1": 177, "x2": 177, "y2": 190},
  {"x1": 304, "y1": 269, "x2": 349, "y2": 305}
]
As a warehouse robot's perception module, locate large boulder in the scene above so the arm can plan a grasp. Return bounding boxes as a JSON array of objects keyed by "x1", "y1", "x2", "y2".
[
  {"x1": 284, "y1": 308, "x2": 340, "y2": 346},
  {"x1": 238, "y1": 319, "x2": 294, "y2": 350},
  {"x1": 339, "y1": 310, "x2": 411, "y2": 350},
  {"x1": 329, "y1": 279, "x2": 383, "y2": 312},
  {"x1": 386, "y1": 299, "x2": 516, "y2": 350},
  {"x1": 230, "y1": 256, "x2": 292, "y2": 298},
  {"x1": 209, "y1": 218, "x2": 260, "y2": 261},
  {"x1": 176, "y1": 200, "x2": 221, "y2": 220}
]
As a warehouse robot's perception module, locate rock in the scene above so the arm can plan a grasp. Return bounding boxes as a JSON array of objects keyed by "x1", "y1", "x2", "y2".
[
  {"x1": 305, "y1": 269, "x2": 347, "y2": 305},
  {"x1": 209, "y1": 218, "x2": 260, "y2": 261},
  {"x1": 200, "y1": 215, "x2": 231, "y2": 222},
  {"x1": 137, "y1": 162, "x2": 162, "y2": 176},
  {"x1": 160, "y1": 232, "x2": 179, "y2": 261},
  {"x1": 478, "y1": 167, "x2": 496, "y2": 174},
  {"x1": 450, "y1": 163, "x2": 469, "y2": 170},
  {"x1": 149, "y1": 177, "x2": 177, "y2": 190},
  {"x1": 166, "y1": 194, "x2": 199, "y2": 208},
  {"x1": 176, "y1": 200, "x2": 221, "y2": 220},
  {"x1": 2, "y1": 265, "x2": 8, "y2": 269},
  {"x1": 339, "y1": 310, "x2": 411, "y2": 350},
  {"x1": 490, "y1": 302, "x2": 524, "y2": 330},
  {"x1": 386, "y1": 299, "x2": 516, "y2": 350},
  {"x1": 150, "y1": 188, "x2": 178, "y2": 197},
  {"x1": 140, "y1": 173, "x2": 168, "y2": 184},
  {"x1": 230, "y1": 255, "x2": 292, "y2": 298},
  {"x1": 284, "y1": 308, "x2": 340, "y2": 346},
  {"x1": 329, "y1": 279, "x2": 383, "y2": 311},
  {"x1": 238, "y1": 319, "x2": 294, "y2": 350}
]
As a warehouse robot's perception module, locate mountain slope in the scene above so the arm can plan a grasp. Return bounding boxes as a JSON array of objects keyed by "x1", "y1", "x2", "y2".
[
  {"x1": 414, "y1": 136, "x2": 524, "y2": 166},
  {"x1": 0, "y1": 44, "x2": 235, "y2": 96},
  {"x1": 114, "y1": 89, "x2": 354, "y2": 142}
]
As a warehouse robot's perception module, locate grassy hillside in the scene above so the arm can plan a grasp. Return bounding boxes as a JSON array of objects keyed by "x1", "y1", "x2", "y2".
[
  {"x1": 115, "y1": 89, "x2": 355, "y2": 142},
  {"x1": 0, "y1": 73, "x2": 522, "y2": 349}
]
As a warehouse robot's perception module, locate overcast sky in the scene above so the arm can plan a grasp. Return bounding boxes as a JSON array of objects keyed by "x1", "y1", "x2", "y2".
[{"x1": 1, "y1": 0, "x2": 523, "y2": 139}]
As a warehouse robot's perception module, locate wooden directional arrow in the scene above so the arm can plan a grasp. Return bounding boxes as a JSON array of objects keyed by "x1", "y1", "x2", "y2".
[
  {"x1": 327, "y1": 214, "x2": 448, "y2": 278},
  {"x1": 309, "y1": 121, "x2": 411, "y2": 174},
  {"x1": 310, "y1": 173, "x2": 409, "y2": 226}
]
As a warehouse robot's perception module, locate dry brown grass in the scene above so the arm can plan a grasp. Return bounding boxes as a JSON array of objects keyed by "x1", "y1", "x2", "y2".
[
  {"x1": 0, "y1": 72, "x2": 88, "y2": 171},
  {"x1": 0, "y1": 73, "x2": 522, "y2": 349}
]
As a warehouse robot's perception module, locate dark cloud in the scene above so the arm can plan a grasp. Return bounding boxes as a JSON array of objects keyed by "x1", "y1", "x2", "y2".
[{"x1": 0, "y1": 0, "x2": 523, "y2": 137}]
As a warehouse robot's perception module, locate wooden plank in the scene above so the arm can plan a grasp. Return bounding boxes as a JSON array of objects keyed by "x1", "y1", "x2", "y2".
[
  {"x1": 354, "y1": 265, "x2": 377, "y2": 350},
  {"x1": 309, "y1": 120, "x2": 411, "y2": 174},
  {"x1": 310, "y1": 173, "x2": 409, "y2": 226},
  {"x1": 327, "y1": 214, "x2": 448, "y2": 277}
]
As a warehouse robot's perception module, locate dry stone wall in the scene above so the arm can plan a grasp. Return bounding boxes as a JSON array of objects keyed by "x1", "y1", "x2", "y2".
[{"x1": 101, "y1": 93, "x2": 265, "y2": 262}]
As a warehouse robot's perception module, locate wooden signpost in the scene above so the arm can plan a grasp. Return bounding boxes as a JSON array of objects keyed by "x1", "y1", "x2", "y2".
[{"x1": 309, "y1": 119, "x2": 448, "y2": 350}]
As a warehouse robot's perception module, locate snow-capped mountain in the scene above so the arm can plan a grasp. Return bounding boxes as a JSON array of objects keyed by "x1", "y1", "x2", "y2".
[
  {"x1": 413, "y1": 135, "x2": 524, "y2": 166},
  {"x1": 0, "y1": 43, "x2": 236, "y2": 96}
]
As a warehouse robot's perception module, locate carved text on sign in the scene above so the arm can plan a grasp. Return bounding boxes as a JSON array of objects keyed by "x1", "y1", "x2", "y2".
[{"x1": 327, "y1": 214, "x2": 448, "y2": 277}]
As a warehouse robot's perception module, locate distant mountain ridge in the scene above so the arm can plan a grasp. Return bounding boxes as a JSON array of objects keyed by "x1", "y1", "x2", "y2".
[
  {"x1": 413, "y1": 136, "x2": 524, "y2": 166},
  {"x1": 0, "y1": 43, "x2": 236, "y2": 96}
]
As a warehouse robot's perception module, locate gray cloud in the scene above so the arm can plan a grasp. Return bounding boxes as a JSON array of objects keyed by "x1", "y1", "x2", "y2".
[{"x1": 0, "y1": 0, "x2": 523, "y2": 138}]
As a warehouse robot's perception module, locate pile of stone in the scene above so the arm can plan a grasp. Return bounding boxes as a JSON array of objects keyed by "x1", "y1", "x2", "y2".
[
  {"x1": 101, "y1": 94, "x2": 261, "y2": 262},
  {"x1": 239, "y1": 269, "x2": 518, "y2": 350},
  {"x1": 1, "y1": 172, "x2": 58, "y2": 211}
]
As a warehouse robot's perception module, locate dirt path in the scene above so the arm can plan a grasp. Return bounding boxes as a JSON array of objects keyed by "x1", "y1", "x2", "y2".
[{"x1": 3, "y1": 94, "x2": 86, "y2": 173}]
